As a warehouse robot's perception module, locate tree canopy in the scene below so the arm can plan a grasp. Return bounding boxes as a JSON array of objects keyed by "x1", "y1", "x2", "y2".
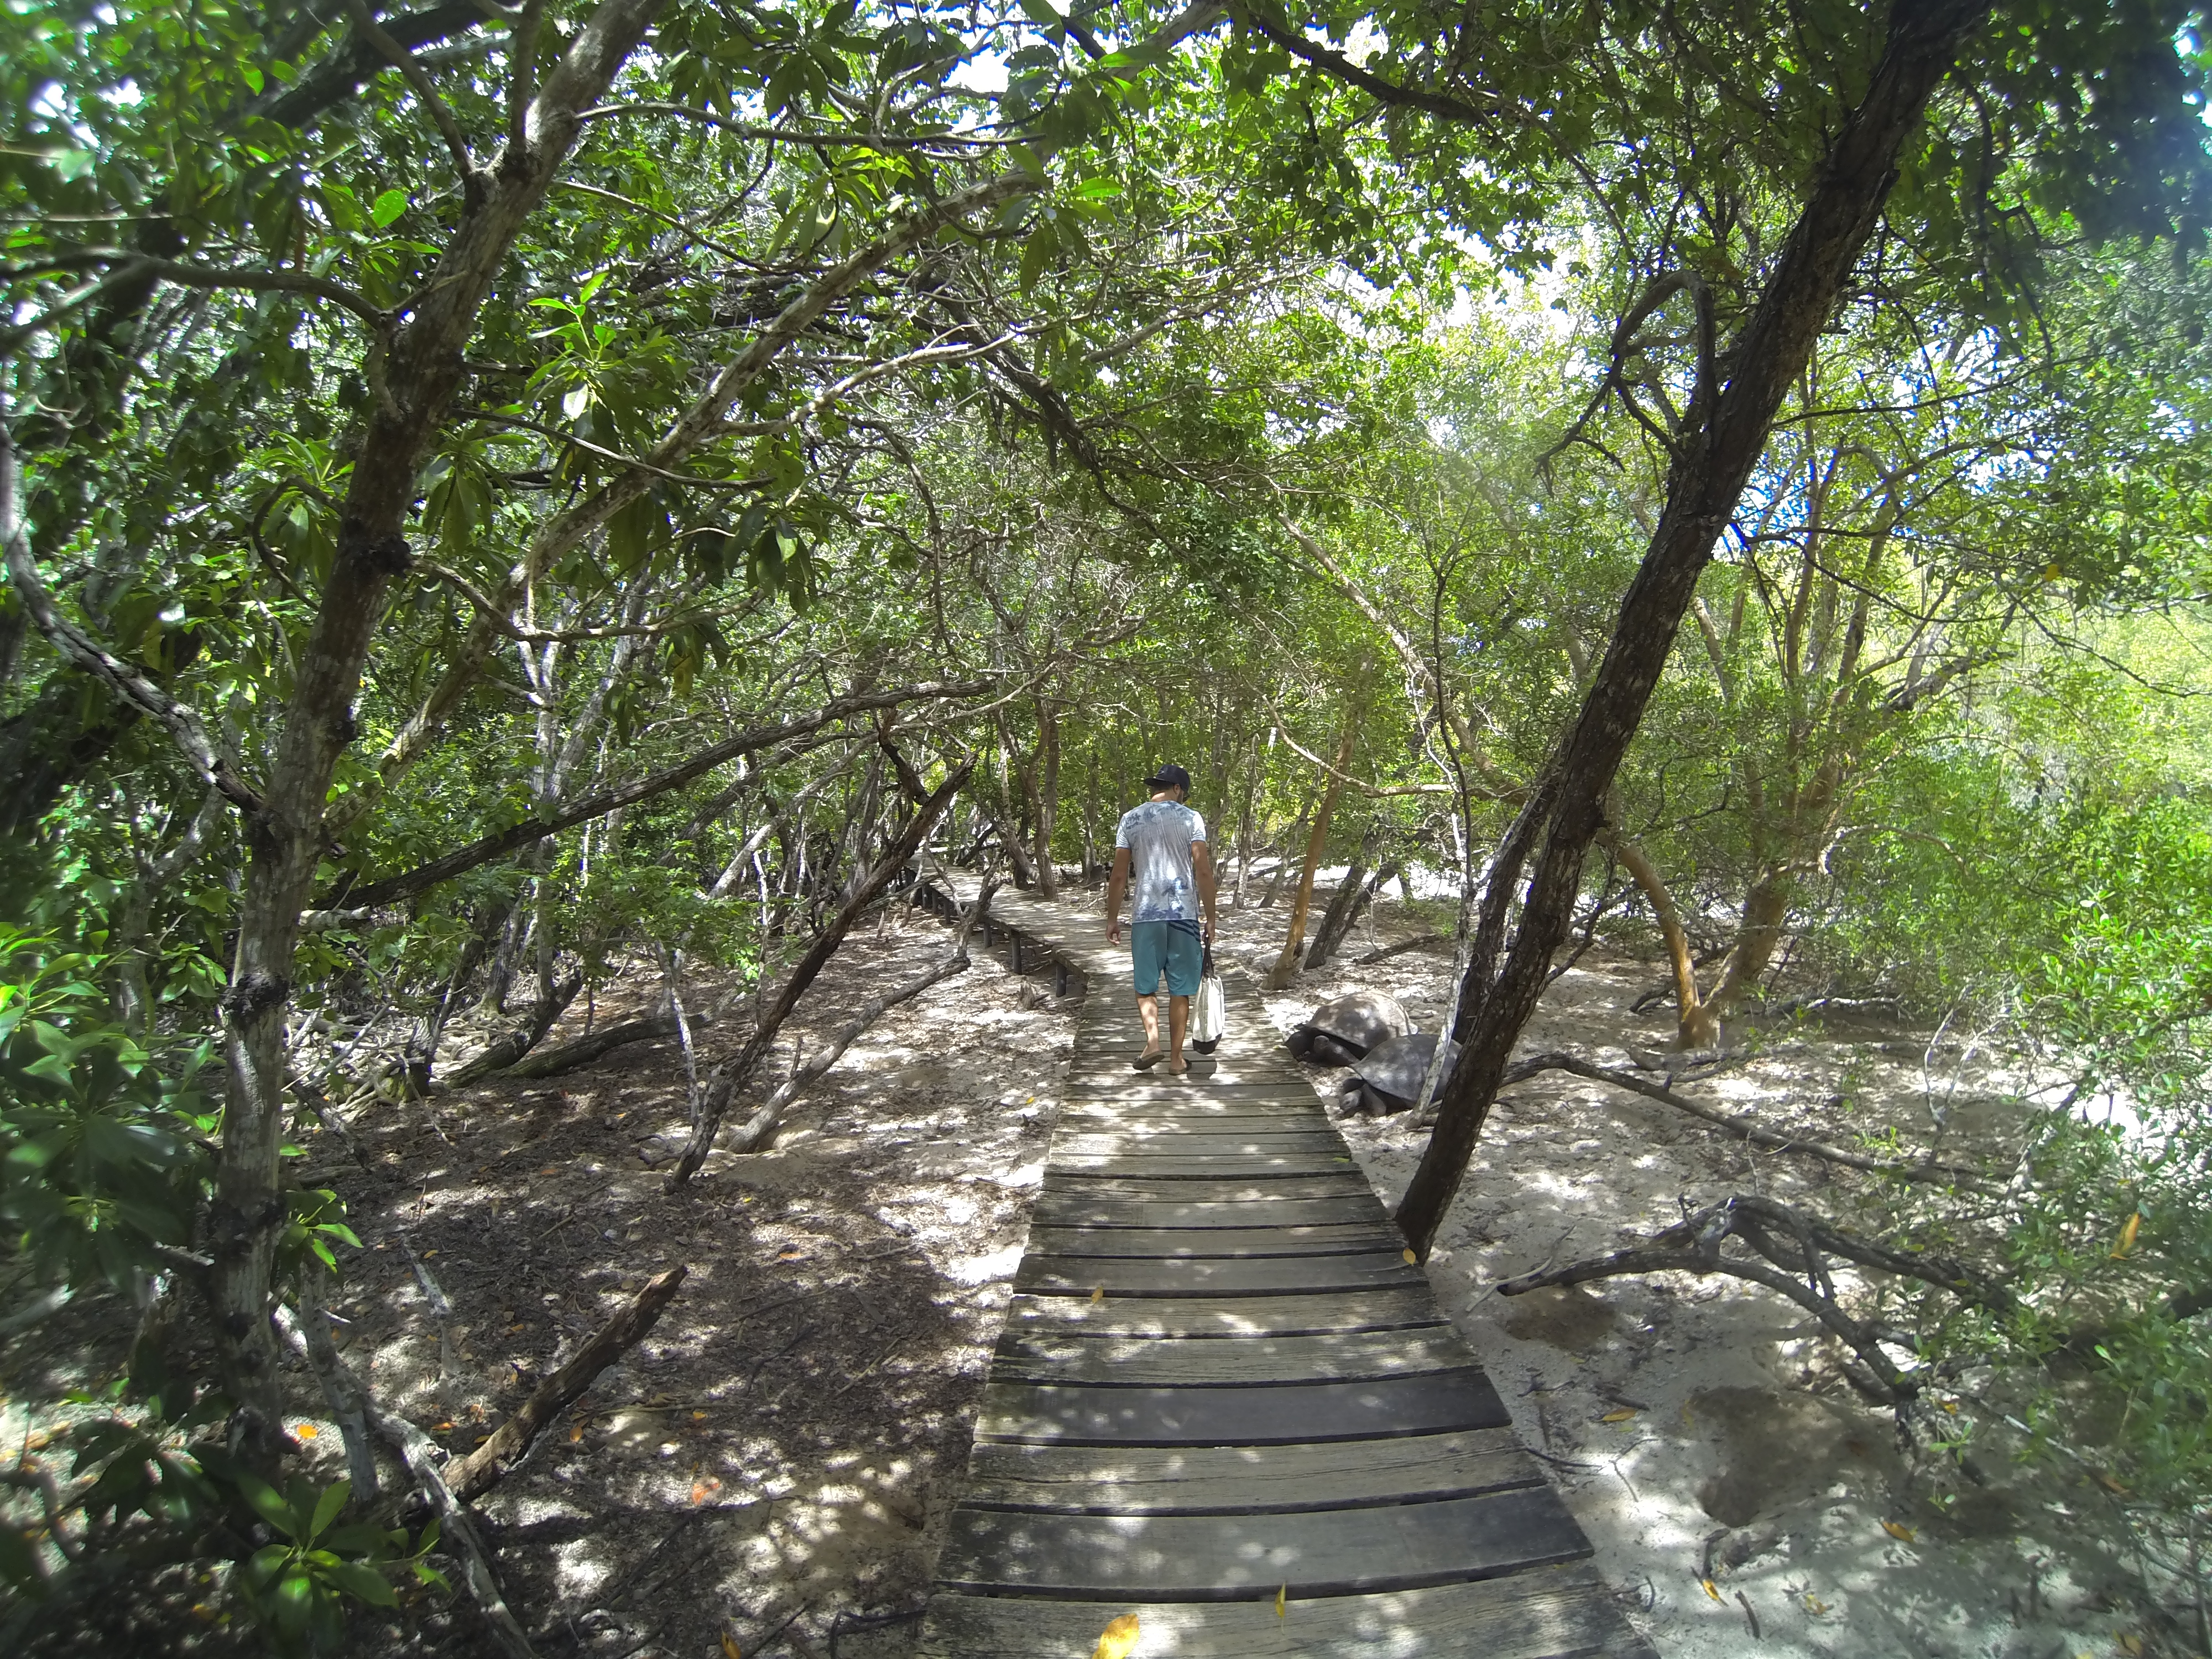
[{"x1": 4, "y1": 0, "x2": 2212, "y2": 1648}]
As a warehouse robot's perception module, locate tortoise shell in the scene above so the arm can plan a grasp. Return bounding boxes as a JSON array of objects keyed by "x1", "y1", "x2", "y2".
[{"x1": 1347, "y1": 1032, "x2": 1460, "y2": 1111}]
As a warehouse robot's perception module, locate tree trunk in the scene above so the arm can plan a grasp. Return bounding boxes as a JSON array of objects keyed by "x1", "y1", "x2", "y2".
[
  {"x1": 1232, "y1": 732, "x2": 1260, "y2": 911},
  {"x1": 1306, "y1": 826, "x2": 1382, "y2": 971},
  {"x1": 1395, "y1": 1, "x2": 1986, "y2": 1258},
  {"x1": 666, "y1": 761, "x2": 971, "y2": 1186},
  {"x1": 1031, "y1": 698, "x2": 1061, "y2": 898},
  {"x1": 1265, "y1": 701, "x2": 1360, "y2": 989},
  {"x1": 204, "y1": 0, "x2": 671, "y2": 1469},
  {"x1": 1705, "y1": 871, "x2": 1793, "y2": 1021},
  {"x1": 1596, "y1": 827, "x2": 1719, "y2": 1049},
  {"x1": 1259, "y1": 807, "x2": 1311, "y2": 907}
]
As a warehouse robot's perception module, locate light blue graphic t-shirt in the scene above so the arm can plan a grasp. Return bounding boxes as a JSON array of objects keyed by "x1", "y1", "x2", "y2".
[{"x1": 1115, "y1": 800, "x2": 1207, "y2": 928}]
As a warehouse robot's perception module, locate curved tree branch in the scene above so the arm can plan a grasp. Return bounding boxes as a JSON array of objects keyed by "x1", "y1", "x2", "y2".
[{"x1": 1, "y1": 418, "x2": 264, "y2": 812}]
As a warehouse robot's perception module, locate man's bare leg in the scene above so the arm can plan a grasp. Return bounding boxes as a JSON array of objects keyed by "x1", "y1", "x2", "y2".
[
  {"x1": 1136, "y1": 993, "x2": 1162, "y2": 1061},
  {"x1": 1167, "y1": 994, "x2": 1190, "y2": 1072}
]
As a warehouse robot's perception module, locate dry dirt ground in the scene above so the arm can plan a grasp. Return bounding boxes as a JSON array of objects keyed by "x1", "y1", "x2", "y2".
[
  {"x1": 0, "y1": 878, "x2": 2168, "y2": 1659},
  {"x1": 4, "y1": 896, "x2": 1072, "y2": 1659},
  {"x1": 1227, "y1": 890, "x2": 2165, "y2": 1659}
]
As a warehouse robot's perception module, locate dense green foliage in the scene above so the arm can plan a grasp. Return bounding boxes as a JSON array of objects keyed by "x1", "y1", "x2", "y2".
[{"x1": 2, "y1": 0, "x2": 2210, "y2": 1647}]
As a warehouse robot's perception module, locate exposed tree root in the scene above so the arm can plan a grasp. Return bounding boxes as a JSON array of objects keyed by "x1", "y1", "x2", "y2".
[
  {"x1": 1497, "y1": 1193, "x2": 2012, "y2": 1407},
  {"x1": 1486, "y1": 1050, "x2": 1985, "y2": 1185}
]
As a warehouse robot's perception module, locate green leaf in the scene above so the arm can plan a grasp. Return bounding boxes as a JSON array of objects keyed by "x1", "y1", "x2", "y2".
[
  {"x1": 1016, "y1": 0, "x2": 1065, "y2": 33},
  {"x1": 237, "y1": 1473, "x2": 302, "y2": 1540},
  {"x1": 1019, "y1": 220, "x2": 1059, "y2": 294},
  {"x1": 321, "y1": 1558, "x2": 400, "y2": 1608},
  {"x1": 0, "y1": 1526, "x2": 47, "y2": 1597},
  {"x1": 371, "y1": 189, "x2": 409, "y2": 228},
  {"x1": 309, "y1": 1478, "x2": 349, "y2": 1543}
]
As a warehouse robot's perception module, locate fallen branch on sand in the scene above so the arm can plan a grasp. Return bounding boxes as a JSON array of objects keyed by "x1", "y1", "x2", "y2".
[
  {"x1": 448, "y1": 1267, "x2": 687, "y2": 1499},
  {"x1": 1353, "y1": 930, "x2": 1448, "y2": 966},
  {"x1": 667, "y1": 757, "x2": 973, "y2": 1186},
  {"x1": 1498, "y1": 1192, "x2": 2014, "y2": 1407},
  {"x1": 719, "y1": 883, "x2": 995, "y2": 1154},
  {"x1": 1483, "y1": 1050, "x2": 1984, "y2": 1185},
  {"x1": 275, "y1": 1306, "x2": 539, "y2": 1659},
  {"x1": 275, "y1": 1266, "x2": 691, "y2": 1657}
]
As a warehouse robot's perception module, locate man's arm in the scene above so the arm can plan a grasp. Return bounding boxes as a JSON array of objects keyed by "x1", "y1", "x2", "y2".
[
  {"x1": 1192, "y1": 838, "x2": 1218, "y2": 942},
  {"x1": 1106, "y1": 846, "x2": 1131, "y2": 943}
]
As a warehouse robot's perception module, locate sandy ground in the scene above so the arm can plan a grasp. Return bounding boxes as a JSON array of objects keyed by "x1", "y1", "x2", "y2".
[
  {"x1": 1, "y1": 876, "x2": 2169, "y2": 1658},
  {"x1": 1232, "y1": 889, "x2": 2163, "y2": 1659},
  {"x1": 2, "y1": 898, "x2": 1075, "y2": 1659}
]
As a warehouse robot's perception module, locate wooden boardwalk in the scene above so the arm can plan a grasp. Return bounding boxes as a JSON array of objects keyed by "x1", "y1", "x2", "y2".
[{"x1": 912, "y1": 878, "x2": 1655, "y2": 1658}]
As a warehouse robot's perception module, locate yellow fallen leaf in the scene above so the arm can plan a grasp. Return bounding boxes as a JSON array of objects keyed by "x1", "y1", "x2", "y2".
[
  {"x1": 1881, "y1": 1520, "x2": 1917, "y2": 1543},
  {"x1": 1803, "y1": 1593, "x2": 1828, "y2": 1615},
  {"x1": 693, "y1": 1411, "x2": 709, "y2": 1421},
  {"x1": 1701, "y1": 1578, "x2": 1721, "y2": 1601},
  {"x1": 1401, "y1": 1249, "x2": 1417, "y2": 1264},
  {"x1": 2120, "y1": 1634, "x2": 2144, "y2": 1656},
  {"x1": 1275, "y1": 1584, "x2": 1287, "y2": 1620},
  {"x1": 568, "y1": 1423, "x2": 585, "y2": 1443},
  {"x1": 691, "y1": 1482, "x2": 712, "y2": 1504},
  {"x1": 423, "y1": 1250, "x2": 438, "y2": 1258},
  {"x1": 2095, "y1": 1472, "x2": 2131, "y2": 1495},
  {"x1": 721, "y1": 1634, "x2": 742, "y2": 1659},
  {"x1": 1091, "y1": 1286, "x2": 1105, "y2": 1303},
  {"x1": 294, "y1": 1423, "x2": 320, "y2": 1439},
  {"x1": 432, "y1": 1421, "x2": 455, "y2": 1433},
  {"x1": 2111, "y1": 1211, "x2": 2142, "y2": 1259},
  {"x1": 1600, "y1": 1408, "x2": 1637, "y2": 1424},
  {"x1": 1941, "y1": 1400, "x2": 1959, "y2": 1413},
  {"x1": 1091, "y1": 1613, "x2": 1140, "y2": 1658}
]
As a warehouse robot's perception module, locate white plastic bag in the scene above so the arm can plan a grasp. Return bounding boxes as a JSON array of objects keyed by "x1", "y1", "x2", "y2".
[{"x1": 1190, "y1": 943, "x2": 1225, "y2": 1053}]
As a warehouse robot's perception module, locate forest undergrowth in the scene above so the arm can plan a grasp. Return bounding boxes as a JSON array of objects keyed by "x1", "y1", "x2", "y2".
[{"x1": 6, "y1": 0, "x2": 2212, "y2": 1652}]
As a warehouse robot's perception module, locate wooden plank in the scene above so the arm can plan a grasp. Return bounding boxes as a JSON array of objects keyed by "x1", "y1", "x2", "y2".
[
  {"x1": 962, "y1": 1425, "x2": 1532, "y2": 1512},
  {"x1": 1003, "y1": 1288, "x2": 1442, "y2": 1339},
  {"x1": 990, "y1": 1326, "x2": 1478, "y2": 1387},
  {"x1": 916, "y1": 1563, "x2": 1657, "y2": 1658},
  {"x1": 1024, "y1": 1224, "x2": 1398, "y2": 1258},
  {"x1": 1031, "y1": 1193, "x2": 1389, "y2": 1229},
  {"x1": 977, "y1": 1367, "x2": 1510, "y2": 1448},
  {"x1": 1057, "y1": 1088, "x2": 1325, "y2": 1106},
  {"x1": 1053, "y1": 1133, "x2": 1343, "y2": 1157},
  {"x1": 1067, "y1": 1050, "x2": 1303, "y2": 1071},
  {"x1": 1016, "y1": 1251, "x2": 1418, "y2": 1298},
  {"x1": 1047, "y1": 1154, "x2": 1359, "y2": 1179},
  {"x1": 1034, "y1": 1173, "x2": 1373, "y2": 1202},
  {"x1": 1057, "y1": 1097, "x2": 1318, "y2": 1110},
  {"x1": 935, "y1": 1484, "x2": 1586, "y2": 1596},
  {"x1": 1056, "y1": 1116, "x2": 1323, "y2": 1135}
]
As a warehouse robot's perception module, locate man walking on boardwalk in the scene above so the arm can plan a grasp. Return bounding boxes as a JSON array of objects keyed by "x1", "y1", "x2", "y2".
[{"x1": 1105, "y1": 763, "x2": 1218, "y2": 1074}]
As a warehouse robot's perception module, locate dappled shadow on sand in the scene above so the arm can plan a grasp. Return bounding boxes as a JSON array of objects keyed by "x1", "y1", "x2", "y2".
[{"x1": 284, "y1": 909, "x2": 1076, "y2": 1659}]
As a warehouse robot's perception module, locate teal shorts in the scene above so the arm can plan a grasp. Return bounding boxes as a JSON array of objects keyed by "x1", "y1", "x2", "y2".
[{"x1": 1131, "y1": 921, "x2": 1203, "y2": 997}]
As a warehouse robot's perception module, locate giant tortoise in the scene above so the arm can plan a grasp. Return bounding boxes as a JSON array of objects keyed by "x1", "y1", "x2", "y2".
[
  {"x1": 1286, "y1": 990, "x2": 1412, "y2": 1068},
  {"x1": 1340, "y1": 1032, "x2": 1460, "y2": 1115}
]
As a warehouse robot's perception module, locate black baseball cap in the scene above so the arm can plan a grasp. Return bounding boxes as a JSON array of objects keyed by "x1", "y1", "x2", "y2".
[{"x1": 1146, "y1": 763, "x2": 1192, "y2": 793}]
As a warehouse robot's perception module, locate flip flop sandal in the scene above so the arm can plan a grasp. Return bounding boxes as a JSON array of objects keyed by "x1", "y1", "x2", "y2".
[
  {"x1": 1166, "y1": 1058, "x2": 1190, "y2": 1076},
  {"x1": 1133, "y1": 1048, "x2": 1165, "y2": 1071}
]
